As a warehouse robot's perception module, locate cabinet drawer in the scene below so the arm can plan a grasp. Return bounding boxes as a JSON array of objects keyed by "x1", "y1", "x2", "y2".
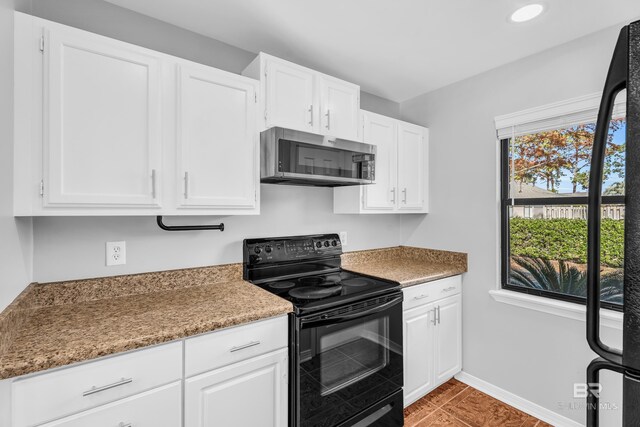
[
  {"x1": 403, "y1": 276, "x2": 461, "y2": 310},
  {"x1": 185, "y1": 315, "x2": 288, "y2": 377},
  {"x1": 12, "y1": 342, "x2": 182, "y2": 427},
  {"x1": 38, "y1": 382, "x2": 181, "y2": 427}
]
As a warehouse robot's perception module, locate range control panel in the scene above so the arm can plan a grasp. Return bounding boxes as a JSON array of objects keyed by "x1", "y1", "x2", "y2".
[{"x1": 243, "y1": 234, "x2": 342, "y2": 265}]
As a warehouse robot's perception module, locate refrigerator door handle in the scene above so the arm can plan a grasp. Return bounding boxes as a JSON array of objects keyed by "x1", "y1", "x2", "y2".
[
  {"x1": 586, "y1": 357, "x2": 626, "y2": 427},
  {"x1": 587, "y1": 26, "x2": 628, "y2": 366}
]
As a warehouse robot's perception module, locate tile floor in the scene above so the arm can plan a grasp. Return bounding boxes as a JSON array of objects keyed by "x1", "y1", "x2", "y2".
[{"x1": 404, "y1": 379, "x2": 553, "y2": 427}]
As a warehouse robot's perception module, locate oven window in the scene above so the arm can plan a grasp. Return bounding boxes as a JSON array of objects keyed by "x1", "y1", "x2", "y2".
[
  {"x1": 302, "y1": 318, "x2": 389, "y2": 396},
  {"x1": 278, "y1": 139, "x2": 362, "y2": 178}
]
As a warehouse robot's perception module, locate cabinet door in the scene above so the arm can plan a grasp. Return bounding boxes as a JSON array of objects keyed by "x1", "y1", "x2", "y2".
[
  {"x1": 44, "y1": 27, "x2": 162, "y2": 207},
  {"x1": 403, "y1": 303, "x2": 435, "y2": 407},
  {"x1": 185, "y1": 349, "x2": 288, "y2": 427},
  {"x1": 177, "y1": 63, "x2": 258, "y2": 209},
  {"x1": 319, "y1": 75, "x2": 360, "y2": 140},
  {"x1": 265, "y1": 58, "x2": 316, "y2": 132},
  {"x1": 362, "y1": 111, "x2": 397, "y2": 211},
  {"x1": 37, "y1": 382, "x2": 181, "y2": 427},
  {"x1": 434, "y1": 294, "x2": 462, "y2": 384},
  {"x1": 397, "y1": 122, "x2": 426, "y2": 211}
]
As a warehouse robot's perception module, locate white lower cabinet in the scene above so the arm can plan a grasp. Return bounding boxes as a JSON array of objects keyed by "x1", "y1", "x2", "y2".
[
  {"x1": 12, "y1": 342, "x2": 183, "y2": 427},
  {"x1": 184, "y1": 316, "x2": 289, "y2": 427},
  {"x1": 38, "y1": 382, "x2": 182, "y2": 427},
  {"x1": 402, "y1": 276, "x2": 462, "y2": 407},
  {"x1": 403, "y1": 303, "x2": 435, "y2": 405},
  {"x1": 185, "y1": 349, "x2": 288, "y2": 427},
  {"x1": 6, "y1": 315, "x2": 289, "y2": 427}
]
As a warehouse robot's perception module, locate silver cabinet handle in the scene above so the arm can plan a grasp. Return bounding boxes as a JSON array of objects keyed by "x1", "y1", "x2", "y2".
[
  {"x1": 402, "y1": 188, "x2": 407, "y2": 204},
  {"x1": 151, "y1": 169, "x2": 157, "y2": 199},
  {"x1": 82, "y1": 377, "x2": 132, "y2": 397},
  {"x1": 442, "y1": 286, "x2": 456, "y2": 293},
  {"x1": 437, "y1": 306, "x2": 441, "y2": 324},
  {"x1": 184, "y1": 171, "x2": 189, "y2": 199},
  {"x1": 309, "y1": 105, "x2": 314, "y2": 127},
  {"x1": 431, "y1": 308, "x2": 437, "y2": 325},
  {"x1": 230, "y1": 341, "x2": 261, "y2": 353},
  {"x1": 325, "y1": 109, "x2": 331, "y2": 130},
  {"x1": 413, "y1": 294, "x2": 429, "y2": 300},
  {"x1": 390, "y1": 188, "x2": 396, "y2": 204}
]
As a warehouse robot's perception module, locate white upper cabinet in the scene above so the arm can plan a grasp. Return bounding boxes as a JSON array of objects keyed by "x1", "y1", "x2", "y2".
[
  {"x1": 13, "y1": 13, "x2": 260, "y2": 216},
  {"x1": 319, "y1": 74, "x2": 360, "y2": 140},
  {"x1": 243, "y1": 52, "x2": 361, "y2": 140},
  {"x1": 176, "y1": 62, "x2": 258, "y2": 210},
  {"x1": 333, "y1": 111, "x2": 428, "y2": 214},
  {"x1": 44, "y1": 23, "x2": 162, "y2": 208},
  {"x1": 264, "y1": 58, "x2": 317, "y2": 132},
  {"x1": 398, "y1": 122, "x2": 428, "y2": 211},
  {"x1": 362, "y1": 111, "x2": 397, "y2": 210}
]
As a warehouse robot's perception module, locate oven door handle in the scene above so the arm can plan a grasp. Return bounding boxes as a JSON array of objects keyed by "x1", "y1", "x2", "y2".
[{"x1": 300, "y1": 294, "x2": 403, "y2": 327}]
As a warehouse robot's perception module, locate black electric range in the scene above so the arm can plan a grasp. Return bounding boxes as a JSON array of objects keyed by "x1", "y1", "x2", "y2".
[{"x1": 243, "y1": 234, "x2": 404, "y2": 427}]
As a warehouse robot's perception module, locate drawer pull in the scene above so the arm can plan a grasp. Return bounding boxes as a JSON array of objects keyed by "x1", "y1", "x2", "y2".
[
  {"x1": 230, "y1": 341, "x2": 261, "y2": 353},
  {"x1": 442, "y1": 286, "x2": 457, "y2": 293},
  {"x1": 82, "y1": 377, "x2": 132, "y2": 397},
  {"x1": 414, "y1": 294, "x2": 430, "y2": 300},
  {"x1": 119, "y1": 423, "x2": 132, "y2": 427}
]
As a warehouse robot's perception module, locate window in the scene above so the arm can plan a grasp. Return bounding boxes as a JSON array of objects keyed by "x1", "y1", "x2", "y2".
[{"x1": 498, "y1": 94, "x2": 626, "y2": 311}]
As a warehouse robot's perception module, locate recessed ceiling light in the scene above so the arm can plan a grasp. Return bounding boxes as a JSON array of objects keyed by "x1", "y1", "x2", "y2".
[{"x1": 510, "y1": 4, "x2": 545, "y2": 23}]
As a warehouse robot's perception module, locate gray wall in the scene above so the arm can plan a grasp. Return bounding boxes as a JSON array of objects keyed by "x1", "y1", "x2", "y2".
[
  {"x1": 7, "y1": 0, "x2": 402, "y2": 284},
  {"x1": 0, "y1": 0, "x2": 33, "y2": 311},
  {"x1": 400, "y1": 25, "x2": 625, "y2": 425}
]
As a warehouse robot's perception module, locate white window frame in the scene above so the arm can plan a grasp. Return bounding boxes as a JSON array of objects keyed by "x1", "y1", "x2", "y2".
[{"x1": 492, "y1": 92, "x2": 625, "y2": 330}]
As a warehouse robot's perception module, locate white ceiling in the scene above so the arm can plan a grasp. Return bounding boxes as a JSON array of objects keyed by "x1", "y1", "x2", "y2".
[{"x1": 105, "y1": 0, "x2": 640, "y2": 102}]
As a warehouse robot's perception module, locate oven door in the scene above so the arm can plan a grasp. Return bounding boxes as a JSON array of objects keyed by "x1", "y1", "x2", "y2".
[{"x1": 294, "y1": 293, "x2": 403, "y2": 427}]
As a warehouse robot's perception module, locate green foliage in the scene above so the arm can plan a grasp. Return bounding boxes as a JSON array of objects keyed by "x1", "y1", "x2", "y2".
[
  {"x1": 509, "y1": 256, "x2": 623, "y2": 304},
  {"x1": 509, "y1": 218, "x2": 624, "y2": 268}
]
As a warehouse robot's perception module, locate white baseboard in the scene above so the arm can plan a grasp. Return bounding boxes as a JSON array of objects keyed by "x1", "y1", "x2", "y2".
[{"x1": 455, "y1": 371, "x2": 583, "y2": 427}]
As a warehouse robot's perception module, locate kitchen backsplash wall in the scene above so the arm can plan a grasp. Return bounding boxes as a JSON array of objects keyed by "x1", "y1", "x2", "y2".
[
  {"x1": 33, "y1": 185, "x2": 403, "y2": 283},
  {"x1": 0, "y1": 0, "x2": 33, "y2": 312},
  {"x1": 6, "y1": 0, "x2": 404, "y2": 284}
]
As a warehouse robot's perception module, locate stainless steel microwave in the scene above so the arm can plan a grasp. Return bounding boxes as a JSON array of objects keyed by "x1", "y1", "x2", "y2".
[{"x1": 260, "y1": 127, "x2": 376, "y2": 187}]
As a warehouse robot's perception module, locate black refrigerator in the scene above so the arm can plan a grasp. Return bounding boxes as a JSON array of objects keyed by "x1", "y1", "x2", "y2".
[{"x1": 588, "y1": 19, "x2": 640, "y2": 427}]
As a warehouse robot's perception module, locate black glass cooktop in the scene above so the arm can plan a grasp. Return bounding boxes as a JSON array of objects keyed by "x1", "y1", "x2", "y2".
[{"x1": 257, "y1": 270, "x2": 399, "y2": 314}]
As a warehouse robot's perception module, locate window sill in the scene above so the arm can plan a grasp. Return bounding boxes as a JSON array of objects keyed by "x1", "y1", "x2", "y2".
[{"x1": 489, "y1": 289, "x2": 622, "y2": 330}]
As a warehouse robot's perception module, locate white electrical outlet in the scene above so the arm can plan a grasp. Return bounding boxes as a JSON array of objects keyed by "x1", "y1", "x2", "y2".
[
  {"x1": 106, "y1": 241, "x2": 126, "y2": 266},
  {"x1": 339, "y1": 231, "x2": 348, "y2": 246}
]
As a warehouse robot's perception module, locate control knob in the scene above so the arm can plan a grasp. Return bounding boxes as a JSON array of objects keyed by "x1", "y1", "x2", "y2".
[
  {"x1": 254, "y1": 246, "x2": 262, "y2": 254},
  {"x1": 324, "y1": 241, "x2": 330, "y2": 247},
  {"x1": 265, "y1": 245, "x2": 272, "y2": 253},
  {"x1": 331, "y1": 240, "x2": 338, "y2": 247},
  {"x1": 315, "y1": 241, "x2": 322, "y2": 249}
]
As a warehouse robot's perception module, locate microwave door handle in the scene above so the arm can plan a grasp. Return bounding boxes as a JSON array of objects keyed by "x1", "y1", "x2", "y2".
[
  {"x1": 300, "y1": 295, "x2": 403, "y2": 327},
  {"x1": 587, "y1": 26, "x2": 627, "y2": 366}
]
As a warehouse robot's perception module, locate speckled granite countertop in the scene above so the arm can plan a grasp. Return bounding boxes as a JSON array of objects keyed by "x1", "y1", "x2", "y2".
[
  {"x1": 0, "y1": 246, "x2": 466, "y2": 380},
  {"x1": 0, "y1": 264, "x2": 292, "y2": 380},
  {"x1": 342, "y1": 246, "x2": 467, "y2": 287}
]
